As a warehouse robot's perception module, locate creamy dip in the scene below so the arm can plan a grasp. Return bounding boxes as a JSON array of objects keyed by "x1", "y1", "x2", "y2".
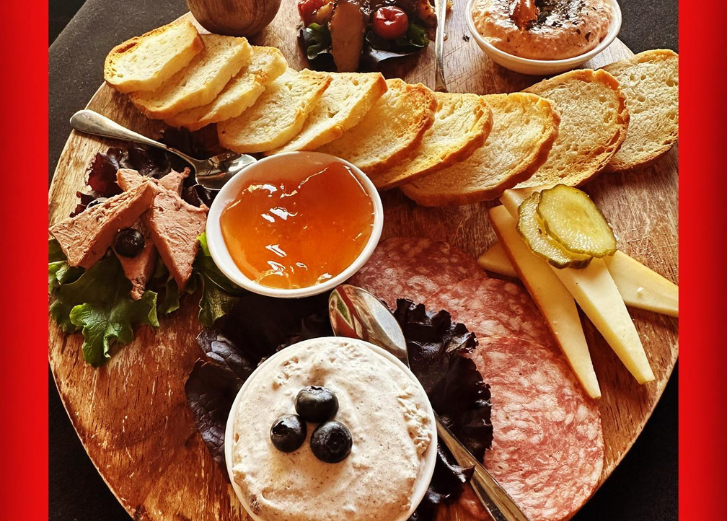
[
  {"x1": 229, "y1": 337, "x2": 433, "y2": 521},
  {"x1": 473, "y1": 0, "x2": 612, "y2": 60}
]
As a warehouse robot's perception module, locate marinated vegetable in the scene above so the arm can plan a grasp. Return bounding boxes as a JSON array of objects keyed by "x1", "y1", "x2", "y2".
[
  {"x1": 517, "y1": 193, "x2": 592, "y2": 269},
  {"x1": 538, "y1": 185, "x2": 617, "y2": 257},
  {"x1": 297, "y1": 0, "x2": 434, "y2": 71},
  {"x1": 373, "y1": 6, "x2": 409, "y2": 40}
]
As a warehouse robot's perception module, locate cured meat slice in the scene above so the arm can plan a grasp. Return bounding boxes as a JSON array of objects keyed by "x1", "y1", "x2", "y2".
[
  {"x1": 427, "y1": 277, "x2": 556, "y2": 348},
  {"x1": 114, "y1": 220, "x2": 156, "y2": 301},
  {"x1": 469, "y1": 336, "x2": 604, "y2": 521},
  {"x1": 348, "y1": 237, "x2": 486, "y2": 308}
]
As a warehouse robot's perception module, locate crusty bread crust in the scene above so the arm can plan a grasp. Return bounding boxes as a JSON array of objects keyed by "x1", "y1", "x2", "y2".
[
  {"x1": 217, "y1": 70, "x2": 332, "y2": 153},
  {"x1": 370, "y1": 93, "x2": 494, "y2": 190},
  {"x1": 317, "y1": 79, "x2": 437, "y2": 174},
  {"x1": 164, "y1": 46, "x2": 288, "y2": 131},
  {"x1": 130, "y1": 34, "x2": 251, "y2": 120},
  {"x1": 601, "y1": 49, "x2": 679, "y2": 172},
  {"x1": 270, "y1": 73, "x2": 388, "y2": 154},
  {"x1": 104, "y1": 19, "x2": 203, "y2": 94},
  {"x1": 401, "y1": 93, "x2": 560, "y2": 207},
  {"x1": 515, "y1": 69, "x2": 629, "y2": 189}
]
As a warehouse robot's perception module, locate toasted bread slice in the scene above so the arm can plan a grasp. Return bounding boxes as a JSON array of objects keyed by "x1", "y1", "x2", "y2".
[
  {"x1": 130, "y1": 34, "x2": 251, "y2": 120},
  {"x1": 104, "y1": 19, "x2": 204, "y2": 94},
  {"x1": 165, "y1": 46, "x2": 288, "y2": 131},
  {"x1": 217, "y1": 69, "x2": 332, "y2": 153},
  {"x1": 317, "y1": 79, "x2": 436, "y2": 174},
  {"x1": 369, "y1": 92, "x2": 494, "y2": 190},
  {"x1": 601, "y1": 50, "x2": 679, "y2": 172},
  {"x1": 513, "y1": 69, "x2": 629, "y2": 189},
  {"x1": 270, "y1": 72, "x2": 388, "y2": 154},
  {"x1": 401, "y1": 93, "x2": 559, "y2": 206}
]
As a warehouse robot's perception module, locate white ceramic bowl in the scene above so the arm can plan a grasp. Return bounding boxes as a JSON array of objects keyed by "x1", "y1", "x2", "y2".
[
  {"x1": 224, "y1": 337, "x2": 439, "y2": 521},
  {"x1": 206, "y1": 152, "x2": 384, "y2": 299},
  {"x1": 465, "y1": 0, "x2": 622, "y2": 76}
]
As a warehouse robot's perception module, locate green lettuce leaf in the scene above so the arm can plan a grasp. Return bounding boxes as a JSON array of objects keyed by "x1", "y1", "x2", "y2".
[
  {"x1": 48, "y1": 238, "x2": 83, "y2": 293},
  {"x1": 194, "y1": 233, "x2": 246, "y2": 327},
  {"x1": 304, "y1": 23, "x2": 332, "y2": 61},
  {"x1": 49, "y1": 254, "x2": 159, "y2": 366}
]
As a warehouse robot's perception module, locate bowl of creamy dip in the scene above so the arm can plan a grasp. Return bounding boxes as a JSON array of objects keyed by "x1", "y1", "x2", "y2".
[
  {"x1": 467, "y1": 0, "x2": 622, "y2": 75},
  {"x1": 206, "y1": 151, "x2": 384, "y2": 299},
  {"x1": 224, "y1": 336, "x2": 438, "y2": 521}
]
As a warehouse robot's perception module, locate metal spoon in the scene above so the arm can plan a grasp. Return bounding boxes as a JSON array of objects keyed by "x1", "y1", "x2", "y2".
[
  {"x1": 433, "y1": 0, "x2": 448, "y2": 92},
  {"x1": 69, "y1": 110, "x2": 257, "y2": 189},
  {"x1": 329, "y1": 284, "x2": 531, "y2": 521}
]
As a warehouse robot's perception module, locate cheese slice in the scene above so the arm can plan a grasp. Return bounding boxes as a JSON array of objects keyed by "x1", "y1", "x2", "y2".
[
  {"x1": 604, "y1": 251, "x2": 678, "y2": 317},
  {"x1": 500, "y1": 186, "x2": 540, "y2": 216},
  {"x1": 489, "y1": 206, "x2": 601, "y2": 398},
  {"x1": 477, "y1": 242, "x2": 518, "y2": 278},
  {"x1": 480, "y1": 242, "x2": 679, "y2": 317},
  {"x1": 500, "y1": 188, "x2": 655, "y2": 384},
  {"x1": 550, "y1": 259, "x2": 655, "y2": 384}
]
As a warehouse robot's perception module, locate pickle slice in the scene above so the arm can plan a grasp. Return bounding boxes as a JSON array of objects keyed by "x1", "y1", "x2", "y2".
[
  {"x1": 537, "y1": 185, "x2": 617, "y2": 257},
  {"x1": 516, "y1": 193, "x2": 592, "y2": 269}
]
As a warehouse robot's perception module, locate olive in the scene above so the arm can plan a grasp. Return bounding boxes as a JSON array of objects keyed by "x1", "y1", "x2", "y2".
[
  {"x1": 115, "y1": 228, "x2": 145, "y2": 258},
  {"x1": 310, "y1": 421, "x2": 352, "y2": 463},
  {"x1": 270, "y1": 414, "x2": 307, "y2": 453},
  {"x1": 295, "y1": 386, "x2": 339, "y2": 423}
]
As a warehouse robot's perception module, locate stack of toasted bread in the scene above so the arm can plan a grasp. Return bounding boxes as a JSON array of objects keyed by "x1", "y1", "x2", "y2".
[{"x1": 105, "y1": 19, "x2": 679, "y2": 207}]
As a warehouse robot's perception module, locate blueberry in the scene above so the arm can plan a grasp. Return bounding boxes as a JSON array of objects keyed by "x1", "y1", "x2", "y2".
[
  {"x1": 310, "y1": 421, "x2": 352, "y2": 463},
  {"x1": 295, "y1": 386, "x2": 338, "y2": 423},
  {"x1": 270, "y1": 414, "x2": 307, "y2": 453},
  {"x1": 115, "y1": 228, "x2": 145, "y2": 258}
]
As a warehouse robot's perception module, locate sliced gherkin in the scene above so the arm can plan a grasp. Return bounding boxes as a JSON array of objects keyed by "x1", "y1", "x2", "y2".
[
  {"x1": 516, "y1": 192, "x2": 592, "y2": 269},
  {"x1": 538, "y1": 185, "x2": 617, "y2": 258}
]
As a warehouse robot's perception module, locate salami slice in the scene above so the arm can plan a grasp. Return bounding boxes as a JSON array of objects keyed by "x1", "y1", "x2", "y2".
[
  {"x1": 469, "y1": 336, "x2": 604, "y2": 521},
  {"x1": 427, "y1": 277, "x2": 556, "y2": 349},
  {"x1": 348, "y1": 237, "x2": 485, "y2": 308}
]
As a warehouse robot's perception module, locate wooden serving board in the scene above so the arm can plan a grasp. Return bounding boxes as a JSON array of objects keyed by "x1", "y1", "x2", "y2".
[{"x1": 48, "y1": 2, "x2": 678, "y2": 520}]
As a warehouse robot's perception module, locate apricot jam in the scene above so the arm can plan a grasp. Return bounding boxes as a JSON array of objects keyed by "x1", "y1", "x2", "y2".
[{"x1": 220, "y1": 162, "x2": 374, "y2": 289}]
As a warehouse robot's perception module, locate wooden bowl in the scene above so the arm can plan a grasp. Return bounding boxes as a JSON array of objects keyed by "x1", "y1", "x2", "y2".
[{"x1": 187, "y1": 0, "x2": 282, "y2": 36}]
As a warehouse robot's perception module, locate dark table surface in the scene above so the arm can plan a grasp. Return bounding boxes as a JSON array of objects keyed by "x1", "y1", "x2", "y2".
[{"x1": 49, "y1": 1, "x2": 679, "y2": 519}]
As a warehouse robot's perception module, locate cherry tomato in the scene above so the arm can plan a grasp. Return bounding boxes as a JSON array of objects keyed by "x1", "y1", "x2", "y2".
[
  {"x1": 298, "y1": 0, "x2": 329, "y2": 26},
  {"x1": 373, "y1": 6, "x2": 409, "y2": 40}
]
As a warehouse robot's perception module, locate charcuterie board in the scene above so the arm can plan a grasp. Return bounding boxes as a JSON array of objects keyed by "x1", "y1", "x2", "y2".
[{"x1": 48, "y1": 1, "x2": 678, "y2": 520}]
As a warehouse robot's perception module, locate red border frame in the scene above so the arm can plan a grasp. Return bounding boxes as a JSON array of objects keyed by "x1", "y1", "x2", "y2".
[
  {"x1": 0, "y1": 0, "x2": 720, "y2": 519},
  {"x1": 0, "y1": 0, "x2": 49, "y2": 517},
  {"x1": 679, "y1": 1, "x2": 727, "y2": 519}
]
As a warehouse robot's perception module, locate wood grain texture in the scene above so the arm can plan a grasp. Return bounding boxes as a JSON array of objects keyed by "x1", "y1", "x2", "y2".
[{"x1": 48, "y1": 2, "x2": 678, "y2": 520}]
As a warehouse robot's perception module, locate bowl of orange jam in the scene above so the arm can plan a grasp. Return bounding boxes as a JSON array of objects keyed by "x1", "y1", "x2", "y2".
[{"x1": 206, "y1": 152, "x2": 384, "y2": 298}]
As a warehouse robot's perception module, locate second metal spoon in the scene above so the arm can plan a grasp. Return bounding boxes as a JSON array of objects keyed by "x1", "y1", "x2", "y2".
[{"x1": 328, "y1": 284, "x2": 531, "y2": 521}]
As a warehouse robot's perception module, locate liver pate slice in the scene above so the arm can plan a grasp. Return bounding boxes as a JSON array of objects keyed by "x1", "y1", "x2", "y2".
[
  {"x1": 116, "y1": 168, "x2": 198, "y2": 294},
  {"x1": 146, "y1": 191, "x2": 207, "y2": 291},
  {"x1": 117, "y1": 168, "x2": 190, "y2": 194},
  {"x1": 114, "y1": 220, "x2": 157, "y2": 301},
  {"x1": 158, "y1": 168, "x2": 190, "y2": 194},
  {"x1": 49, "y1": 181, "x2": 158, "y2": 269}
]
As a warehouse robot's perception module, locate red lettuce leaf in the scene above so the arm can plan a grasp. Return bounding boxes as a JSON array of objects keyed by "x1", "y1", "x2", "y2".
[
  {"x1": 86, "y1": 147, "x2": 124, "y2": 196},
  {"x1": 393, "y1": 299, "x2": 493, "y2": 461},
  {"x1": 74, "y1": 126, "x2": 224, "y2": 215}
]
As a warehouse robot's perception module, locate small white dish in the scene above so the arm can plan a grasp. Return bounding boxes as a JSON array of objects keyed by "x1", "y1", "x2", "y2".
[
  {"x1": 224, "y1": 336, "x2": 439, "y2": 521},
  {"x1": 206, "y1": 152, "x2": 384, "y2": 299},
  {"x1": 465, "y1": 0, "x2": 622, "y2": 76}
]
